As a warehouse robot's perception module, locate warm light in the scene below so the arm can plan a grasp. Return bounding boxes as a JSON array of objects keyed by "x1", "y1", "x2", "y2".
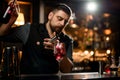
[
  {"x1": 18, "y1": 50, "x2": 22, "y2": 61},
  {"x1": 89, "y1": 30, "x2": 94, "y2": 36},
  {"x1": 86, "y1": 2, "x2": 98, "y2": 12},
  {"x1": 69, "y1": 13, "x2": 78, "y2": 28},
  {"x1": 90, "y1": 51, "x2": 94, "y2": 55},
  {"x1": 106, "y1": 36, "x2": 110, "y2": 41},
  {"x1": 93, "y1": 26, "x2": 98, "y2": 31},
  {"x1": 70, "y1": 24, "x2": 78, "y2": 28},
  {"x1": 104, "y1": 29, "x2": 112, "y2": 35},
  {"x1": 106, "y1": 49, "x2": 111, "y2": 54},
  {"x1": 15, "y1": 13, "x2": 25, "y2": 26},
  {"x1": 84, "y1": 28, "x2": 88, "y2": 32},
  {"x1": 103, "y1": 13, "x2": 110, "y2": 18},
  {"x1": 84, "y1": 50, "x2": 89, "y2": 55}
]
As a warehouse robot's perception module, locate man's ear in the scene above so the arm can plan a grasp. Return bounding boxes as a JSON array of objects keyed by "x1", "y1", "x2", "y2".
[{"x1": 48, "y1": 12, "x2": 54, "y2": 20}]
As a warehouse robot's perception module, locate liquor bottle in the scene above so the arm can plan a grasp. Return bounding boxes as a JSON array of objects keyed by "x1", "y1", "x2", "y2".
[
  {"x1": 104, "y1": 56, "x2": 111, "y2": 74},
  {"x1": 110, "y1": 56, "x2": 118, "y2": 75},
  {"x1": 2, "y1": 46, "x2": 13, "y2": 77},
  {"x1": 104, "y1": 60, "x2": 111, "y2": 74},
  {"x1": 2, "y1": 0, "x2": 16, "y2": 23},
  {"x1": 117, "y1": 56, "x2": 120, "y2": 76},
  {"x1": 99, "y1": 61, "x2": 104, "y2": 75},
  {"x1": 12, "y1": 46, "x2": 19, "y2": 75}
]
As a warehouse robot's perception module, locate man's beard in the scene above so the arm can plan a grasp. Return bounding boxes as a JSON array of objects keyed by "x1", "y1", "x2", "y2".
[{"x1": 50, "y1": 24, "x2": 61, "y2": 34}]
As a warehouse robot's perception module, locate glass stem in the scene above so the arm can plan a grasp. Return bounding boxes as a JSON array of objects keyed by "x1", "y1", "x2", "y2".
[{"x1": 58, "y1": 62, "x2": 61, "y2": 80}]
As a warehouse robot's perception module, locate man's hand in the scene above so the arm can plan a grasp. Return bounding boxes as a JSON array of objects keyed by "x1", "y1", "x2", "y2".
[
  {"x1": 0, "y1": 2, "x2": 19, "y2": 36},
  {"x1": 43, "y1": 38, "x2": 55, "y2": 50},
  {"x1": 8, "y1": 1, "x2": 20, "y2": 26}
]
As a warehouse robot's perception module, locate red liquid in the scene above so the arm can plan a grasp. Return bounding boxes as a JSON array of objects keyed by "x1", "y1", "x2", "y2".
[
  {"x1": 55, "y1": 52, "x2": 64, "y2": 61},
  {"x1": 54, "y1": 43, "x2": 66, "y2": 61},
  {"x1": 105, "y1": 67, "x2": 110, "y2": 74}
]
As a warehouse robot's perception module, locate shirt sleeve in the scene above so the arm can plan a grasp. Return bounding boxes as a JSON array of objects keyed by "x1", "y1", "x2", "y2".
[
  {"x1": 0, "y1": 23, "x2": 31, "y2": 44},
  {"x1": 14, "y1": 23, "x2": 31, "y2": 44}
]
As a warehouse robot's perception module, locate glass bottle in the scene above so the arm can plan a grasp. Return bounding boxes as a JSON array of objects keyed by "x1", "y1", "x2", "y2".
[
  {"x1": 12, "y1": 46, "x2": 19, "y2": 75},
  {"x1": 2, "y1": 46, "x2": 13, "y2": 77},
  {"x1": 117, "y1": 56, "x2": 120, "y2": 76},
  {"x1": 104, "y1": 60, "x2": 111, "y2": 74},
  {"x1": 3, "y1": 0, "x2": 15, "y2": 23},
  {"x1": 110, "y1": 56, "x2": 118, "y2": 75}
]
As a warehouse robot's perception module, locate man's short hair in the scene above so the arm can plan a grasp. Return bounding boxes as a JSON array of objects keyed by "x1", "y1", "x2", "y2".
[{"x1": 53, "y1": 3, "x2": 72, "y2": 17}]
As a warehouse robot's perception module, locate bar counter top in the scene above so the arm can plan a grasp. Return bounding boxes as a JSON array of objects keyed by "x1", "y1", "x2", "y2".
[
  {"x1": 1, "y1": 72, "x2": 120, "y2": 80},
  {"x1": 10, "y1": 72, "x2": 120, "y2": 80}
]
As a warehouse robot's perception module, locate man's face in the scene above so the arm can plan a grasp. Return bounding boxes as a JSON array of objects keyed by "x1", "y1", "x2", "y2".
[{"x1": 48, "y1": 10, "x2": 70, "y2": 33}]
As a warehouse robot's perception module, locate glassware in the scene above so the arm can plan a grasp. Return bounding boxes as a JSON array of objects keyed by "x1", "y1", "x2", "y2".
[
  {"x1": 117, "y1": 57, "x2": 120, "y2": 70},
  {"x1": 54, "y1": 42, "x2": 66, "y2": 62},
  {"x1": 2, "y1": 46, "x2": 13, "y2": 77},
  {"x1": 104, "y1": 60, "x2": 111, "y2": 74},
  {"x1": 3, "y1": 0, "x2": 15, "y2": 23},
  {"x1": 99, "y1": 61, "x2": 103, "y2": 75},
  {"x1": 117, "y1": 56, "x2": 120, "y2": 76},
  {"x1": 54, "y1": 41, "x2": 66, "y2": 79},
  {"x1": 2, "y1": 0, "x2": 20, "y2": 23},
  {"x1": 110, "y1": 56, "x2": 118, "y2": 75}
]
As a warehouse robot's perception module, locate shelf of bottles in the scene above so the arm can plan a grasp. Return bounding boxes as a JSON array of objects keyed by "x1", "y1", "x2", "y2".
[
  {"x1": 65, "y1": 11, "x2": 120, "y2": 73},
  {"x1": 66, "y1": 12, "x2": 114, "y2": 63}
]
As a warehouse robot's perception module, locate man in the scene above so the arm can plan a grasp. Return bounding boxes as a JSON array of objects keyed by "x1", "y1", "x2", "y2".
[{"x1": 0, "y1": 3, "x2": 73, "y2": 74}]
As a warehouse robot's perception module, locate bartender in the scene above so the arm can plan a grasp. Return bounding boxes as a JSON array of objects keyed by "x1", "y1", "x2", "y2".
[{"x1": 0, "y1": 3, "x2": 73, "y2": 74}]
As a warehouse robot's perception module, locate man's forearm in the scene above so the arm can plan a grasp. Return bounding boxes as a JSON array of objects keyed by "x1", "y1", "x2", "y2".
[
  {"x1": 0, "y1": 9, "x2": 18, "y2": 36},
  {"x1": 0, "y1": 23, "x2": 12, "y2": 36}
]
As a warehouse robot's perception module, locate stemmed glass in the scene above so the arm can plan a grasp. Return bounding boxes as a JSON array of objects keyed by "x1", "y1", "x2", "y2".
[{"x1": 54, "y1": 41, "x2": 66, "y2": 79}]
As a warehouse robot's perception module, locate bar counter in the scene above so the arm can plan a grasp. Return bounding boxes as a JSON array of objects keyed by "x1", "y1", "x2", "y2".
[{"x1": 2, "y1": 72, "x2": 119, "y2": 80}]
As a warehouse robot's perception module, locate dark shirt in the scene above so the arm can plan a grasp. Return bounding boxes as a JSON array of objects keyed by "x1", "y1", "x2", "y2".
[{"x1": 0, "y1": 23, "x2": 73, "y2": 74}]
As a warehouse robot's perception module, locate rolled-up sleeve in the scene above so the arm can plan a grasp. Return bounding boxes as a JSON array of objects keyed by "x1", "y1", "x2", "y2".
[
  {"x1": 0, "y1": 23, "x2": 31, "y2": 44},
  {"x1": 15, "y1": 23, "x2": 30, "y2": 44}
]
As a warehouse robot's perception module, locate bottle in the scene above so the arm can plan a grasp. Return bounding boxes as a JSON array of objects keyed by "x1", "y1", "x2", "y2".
[
  {"x1": 117, "y1": 56, "x2": 120, "y2": 76},
  {"x1": 104, "y1": 60, "x2": 111, "y2": 74},
  {"x1": 12, "y1": 46, "x2": 19, "y2": 75},
  {"x1": 110, "y1": 56, "x2": 118, "y2": 76},
  {"x1": 2, "y1": 46, "x2": 13, "y2": 77},
  {"x1": 2, "y1": 0, "x2": 15, "y2": 23},
  {"x1": 104, "y1": 56, "x2": 111, "y2": 74},
  {"x1": 99, "y1": 61, "x2": 104, "y2": 75}
]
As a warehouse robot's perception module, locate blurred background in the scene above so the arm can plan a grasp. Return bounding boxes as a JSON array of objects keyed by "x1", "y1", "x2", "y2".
[{"x1": 1, "y1": 0, "x2": 120, "y2": 72}]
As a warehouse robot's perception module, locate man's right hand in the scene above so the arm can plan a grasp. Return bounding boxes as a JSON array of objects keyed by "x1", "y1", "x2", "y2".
[
  {"x1": 0, "y1": 1, "x2": 19, "y2": 36},
  {"x1": 8, "y1": 0, "x2": 20, "y2": 26}
]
